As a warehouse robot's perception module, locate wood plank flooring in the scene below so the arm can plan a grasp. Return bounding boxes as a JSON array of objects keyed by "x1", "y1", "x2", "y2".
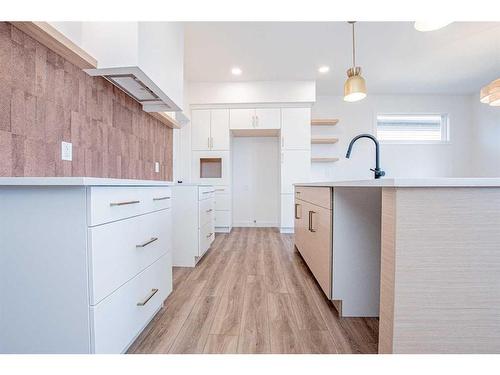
[{"x1": 127, "y1": 228, "x2": 378, "y2": 354}]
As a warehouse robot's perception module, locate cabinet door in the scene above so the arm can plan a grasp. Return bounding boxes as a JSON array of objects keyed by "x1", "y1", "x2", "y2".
[
  {"x1": 210, "y1": 109, "x2": 230, "y2": 150},
  {"x1": 294, "y1": 197, "x2": 307, "y2": 251},
  {"x1": 281, "y1": 150, "x2": 311, "y2": 194},
  {"x1": 255, "y1": 108, "x2": 281, "y2": 129},
  {"x1": 281, "y1": 107, "x2": 311, "y2": 150},
  {"x1": 229, "y1": 108, "x2": 255, "y2": 129},
  {"x1": 280, "y1": 193, "x2": 295, "y2": 229},
  {"x1": 191, "y1": 110, "x2": 211, "y2": 150}
]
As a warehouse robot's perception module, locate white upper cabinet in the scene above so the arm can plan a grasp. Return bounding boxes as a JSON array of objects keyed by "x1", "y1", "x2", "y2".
[
  {"x1": 281, "y1": 150, "x2": 311, "y2": 194},
  {"x1": 58, "y1": 22, "x2": 185, "y2": 112},
  {"x1": 230, "y1": 108, "x2": 281, "y2": 130},
  {"x1": 281, "y1": 107, "x2": 311, "y2": 150},
  {"x1": 191, "y1": 109, "x2": 230, "y2": 151},
  {"x1": 191, "y1": 110, "x2": 211, "y2": 151},
  {"x1": 210, "y1": 109, "x2": 230, "y2": 150},
  {"x1": 230, "y1": 109, "x2": 255, "y2": 130}
]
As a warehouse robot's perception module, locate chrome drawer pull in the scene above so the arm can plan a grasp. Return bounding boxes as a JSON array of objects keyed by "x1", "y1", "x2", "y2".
[
  {"x1": 215, "y1": 189, "x2": 225, "y2": 192},
  {"x1": 110, "y1": 200, "x2": 140, "y2": 207},
  {"x1": 202, "y1": 191, "x2": 213, "y2": 194},
  {"x1": 206, "y1": 233, "x2": 213, "y2": 238},
  {"x1": 206, "y1": 209, "x2": 213, "y2": 213},
  {"x1": 308, "y1": 211, "x2": 317, "y2": 232},
  {"x1": 137, "y1": 288, "x2": 159, "y2": 306},
  {"x1": 153, "y1": 196, "x2": 170, "y2": 201},
  {"x1": 136, "y1": 237, "x2": 158, "y2": 248}
]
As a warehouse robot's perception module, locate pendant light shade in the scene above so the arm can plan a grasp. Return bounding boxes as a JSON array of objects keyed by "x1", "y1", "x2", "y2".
[
  {"x1": 344, "y1": 22, "x2": 367, "y2": 102},
  {"x1": 480, "y1": 79, "x2": 500, "y2": 106}
]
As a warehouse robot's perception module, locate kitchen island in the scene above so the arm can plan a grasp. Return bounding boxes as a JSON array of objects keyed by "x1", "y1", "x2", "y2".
[{"x1": 294, "y1": 178, "x2": 500, "y2": 354}]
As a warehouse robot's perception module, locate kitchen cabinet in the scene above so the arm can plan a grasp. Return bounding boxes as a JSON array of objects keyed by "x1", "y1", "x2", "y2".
[
  {"x1": 171, "y1": 185, "x2": 215, "y2": 267},
  {"x1": 191, "y1": 109, "x2": 230, "y2": 151},
  {"x1": 0, "y1": 179, "x2": 173, "y2": 353},
  {"x1": 191, "y1": 151, "x2": 231, "y2": 186},
  {"x1": 280, "y1": 193, "x2": 295, "y2": 231},
  {"x1": 281, "y1": 107, "x2": 311, "y2": 150},
  {"x1": 230, "y1": 108, "x2": 281, "y2": 130},
  {"x1": 280, "y1": 150, "x2": 311, "y2": 194},
  {"x1": 214, "y1": 185, "x2": 232, "y2": 232}
]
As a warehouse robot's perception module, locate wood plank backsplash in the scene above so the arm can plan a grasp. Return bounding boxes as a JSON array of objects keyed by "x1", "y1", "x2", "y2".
[{"x1": 0, "y1": 22, "x2": 173, "y2": 181}]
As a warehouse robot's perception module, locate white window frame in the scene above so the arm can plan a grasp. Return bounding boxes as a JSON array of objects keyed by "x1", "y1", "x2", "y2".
[{"x1": 374, "y1": 113, "x2": 450, "y2": 144}]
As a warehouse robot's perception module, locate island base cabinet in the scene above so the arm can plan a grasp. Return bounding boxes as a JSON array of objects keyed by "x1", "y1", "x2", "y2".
[{"x1": 91, "y1": 254, "x2": 172, "y2": 354}]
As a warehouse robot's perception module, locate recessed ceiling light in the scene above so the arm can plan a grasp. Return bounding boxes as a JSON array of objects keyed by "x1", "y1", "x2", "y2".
[
  {"x1": 231, "y1": 67, "x2": 242, "y2": 76},
  {"x1": 414, "y1": 21, "x2": 452, "y2": 32},
  {"x1": 318, "y1": 66, "x2": 330, "y2": 74}
]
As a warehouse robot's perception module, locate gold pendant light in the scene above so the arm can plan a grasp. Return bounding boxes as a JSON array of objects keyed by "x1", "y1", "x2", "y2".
[
  {"x1": 480, "y1": 79, "x2": 500, "y2": 106},
  {"x1": 344, "y1": 21, "x2": 367, "y2": 102}
]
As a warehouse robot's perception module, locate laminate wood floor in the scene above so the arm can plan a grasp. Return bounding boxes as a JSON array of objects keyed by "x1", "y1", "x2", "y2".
[{"x1": 128, "y1": 228, "x2": 379, "y2": 354}]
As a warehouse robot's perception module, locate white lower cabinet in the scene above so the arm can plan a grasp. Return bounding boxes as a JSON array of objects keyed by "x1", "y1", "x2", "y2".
[
  {"x1": 280, "y1": 193, "x2": 295, "y2": 232},
  {"x1": 0, "y1": 181, "x2": 173, "y2": 354},
  {"x1": 281, "y1": 150, "x2": 311, "y2": 194},
  {"x1": 214, "y1": 185, "x2": 232, "y2": 232},
  {"x1": 172, "y1": 184, "x2": 215, "y2": 267}
]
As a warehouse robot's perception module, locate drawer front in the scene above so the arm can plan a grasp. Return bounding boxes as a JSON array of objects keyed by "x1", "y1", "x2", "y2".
[
  {"x1": 88, "y1": 186, "x2": 172, "y2": 226},
  {"x1": 214, "y1": 185, "x2": 231, "y2": 195},
  {"x1": 199, "y1": 221, "x2": 215, "y2": 257},
  {"x1": 214, "y1": 194, "x2": 231, "y2": 211},
  {"x1": 215, "y1": 210, "x2": 231, "y2": 227},
  {"x1": 295, "y1": 186, "x2": 331, "y2": 210},
  {"x1": 199, "y1": 197, "x2": 215, "y2": 228},
  {"x1": 297, "y1": 202, "x2": 332, "y2": 298},
  {"x1": 89, "y1": 209, "x2": 172, "y2": 305},
  {"x1": 198, "y1": 186, "x2": 215, "y2": 200},
  {"x1": 91, "y1": 254, "x2": 172, "y2": 354}
]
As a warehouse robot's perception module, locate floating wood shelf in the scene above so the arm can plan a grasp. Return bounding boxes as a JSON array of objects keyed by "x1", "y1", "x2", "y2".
[
  {"x1": 311, "y1": 157, "x2": 339, "y2": 163},
  {"x1": 311, "y1": 137, "x2": 339, "y2": 144},
  {"x1": 149, "y1": 112, "x2": 182, "y2": 129},
  {"x1": 11, "y1": 22, "x2": 97, "y2": 69},
  {"x1": 311, "y1": 119, "x2": 339, "y2": 126}
]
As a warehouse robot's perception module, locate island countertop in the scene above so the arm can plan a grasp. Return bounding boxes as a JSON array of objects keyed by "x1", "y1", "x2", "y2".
[{"x1": 295, "y1": 177, "x2": 500, "y2": 188}]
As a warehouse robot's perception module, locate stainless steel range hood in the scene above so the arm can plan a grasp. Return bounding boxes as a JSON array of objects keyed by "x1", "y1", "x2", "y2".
[{"x1": 84, "y1": 66, "x2": 181, "y2": 112}]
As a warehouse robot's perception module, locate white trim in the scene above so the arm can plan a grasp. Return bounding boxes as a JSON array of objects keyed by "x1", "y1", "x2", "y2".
[{"x1": 280, "y1": 227, "x2": 294, "y2": 234}]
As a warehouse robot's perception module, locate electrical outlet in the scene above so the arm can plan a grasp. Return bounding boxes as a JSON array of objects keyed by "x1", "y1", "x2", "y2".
[
  {"x1": 155, "y1": 162, "x2": 160, "y2": 173},
  {"x1": 61, "y1": 141, "x2": 72, "y2": 161}
]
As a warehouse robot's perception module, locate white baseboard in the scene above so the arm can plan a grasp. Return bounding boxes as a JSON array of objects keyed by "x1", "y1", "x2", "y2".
[
  {"x1": 232, "y1": 221, "x2": 279, "y2": 228},
  {"x1": 215, "y1": 226, "x2": 232, "y2": 233},
  {"x1": 280, "y1": 227, "x2": 294, "y2": 234}
]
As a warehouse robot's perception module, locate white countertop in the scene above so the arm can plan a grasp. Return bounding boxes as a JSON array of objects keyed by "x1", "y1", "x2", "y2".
[
  {"x1": 295, "y1": 178, "x2": 500, "y2": 188},
  {"x1": 0, "y1": 177, "x2": 174, "y2": 186}
]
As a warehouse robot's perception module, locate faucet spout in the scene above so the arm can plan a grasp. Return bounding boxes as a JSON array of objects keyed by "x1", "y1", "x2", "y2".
[{"x1": 345, "y1": 134, "x2": 386, "y2": 179}]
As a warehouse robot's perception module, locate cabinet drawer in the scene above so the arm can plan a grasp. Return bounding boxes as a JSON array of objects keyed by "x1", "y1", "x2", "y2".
[
  {"x1": 214, "y1": 194, "x2": 231, "y2": 211},
  {"x1": 88, "y1": 186, "x2": 172, "y2": 226},
  {"x1": 91, "y1": 254, "x2": 172, "y2": 354},
  {"x1": 199, "y1": 197, "x2": 214, "y2": 228},
  {"x1": 295, "y1": 186, "x2": 331, "y2": 210},
  {"x1": 214, "y1": 185, "x2": 231, "y2": 195},
  {"x1": 296, "y1": 201, "x2": 332, "y2": 298},
  {"x1": 88, "y1": 209, "x2": 171, "y2": 305},
  {"x1": 215, "y1": 210, "x2": 231, "y2": 227},
  {"x1": 199, "y1": 186, "x2": 215, "y2": 200},
  {"x1": 199, "y1": 221, "x2": 214, "y2": 257}
]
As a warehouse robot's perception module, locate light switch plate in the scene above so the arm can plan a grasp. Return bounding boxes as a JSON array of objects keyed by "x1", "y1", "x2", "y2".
[
  {"x1": 155, "y1": 162, "x2": 160, "y2": 173},
  {"x1": 61, "y1": 141, "x2": 72, "y2": 161}
]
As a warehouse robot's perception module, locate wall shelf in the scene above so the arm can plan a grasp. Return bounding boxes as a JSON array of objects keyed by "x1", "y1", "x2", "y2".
[
  {"x1": 311, "y1": 157, "x2": 339, "y2": 163},
  {"x1": 311, "y1": 119, "x2": 339, "y2": 126},
  {"x1": 311, "y1": 137, "x2": 339, "y2": 144}
]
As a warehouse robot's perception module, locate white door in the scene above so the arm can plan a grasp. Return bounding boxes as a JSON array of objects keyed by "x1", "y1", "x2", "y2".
[
  {"x1": 191, "y1": 109, "x2": 211, "y2": 151},
  {"x1": 280, "y1": 194, "x2": 295, "y2": 230},
  {"x1": 229, "y1": 109, "x2": 255, "y2": 129},
  {"x1": 281, "y1": 107, "x2": 311, "y2": 150},
  {"x1": 210, "y1": 109, "x2": 230, "y2": 150},
  {"x1": 255, "y1": 108, "x2": 281, "y2": 129},
  {"x1": 281, "y1": 150, "x2": 311, "y2": 194}
]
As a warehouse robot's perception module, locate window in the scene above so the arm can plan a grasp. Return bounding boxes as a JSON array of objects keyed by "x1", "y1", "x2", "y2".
[{"x1": 376, "y1": 114, "x2": 449, "y2": 142}]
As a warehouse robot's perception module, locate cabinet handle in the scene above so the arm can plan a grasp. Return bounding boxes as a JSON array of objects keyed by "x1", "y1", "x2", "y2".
[
  {"x1": 208, "y1": 137, "x2": 210, "y2": 148},
  {"x1": 210, "y1": 137, "x2": 213, "y2": 149},
  {"x1": 137, "y1": 288, "x2": 159, "y2": 306},
  {"x1": 153, "y1": 196, "x2": 170, "y2": 201},
  {"x1": 202, "y1": 191, "x2": 213, "y2": 194},
  {"x1": 308, "y1": 210, "x2": 316, "y2": 232},
  {"x1": 206, "y1": 232, "x2": 213, "y2": 238},
  {"x1": 281, "y1": 136, "x2": 284, "y2": 148},
  {"x1": 294, "y1": 203, "x2": 301, "y2": 219},
  {"x1": 110, "y1": 200, "x2": 140, "y2": 207},
  {"x1": 256, "y1": 115, "x2": 259, "y2": 127},
  {"x1": 206, "y1": 209, "x2": 213, "y2": 213},
  {"x1": 215, "y1": 188, "x2": 225, "y2": 192},
  {"x1": 136, "y1": 237, "x2": 158, "y2": 248}
]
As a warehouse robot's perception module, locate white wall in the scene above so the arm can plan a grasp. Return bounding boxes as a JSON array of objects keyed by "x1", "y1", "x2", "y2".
[
  {"x1": 232, "y1": 137, "x2": 280, "y2": 227},
  {"x1": 472, "y1": 98, "x2": 500, "y2": 177},
  {"x1": 311, "y1": 95, "x2": 474, "y2": 181}
]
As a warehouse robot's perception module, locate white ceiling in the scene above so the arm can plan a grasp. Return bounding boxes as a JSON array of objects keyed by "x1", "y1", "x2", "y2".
[{"x1": 184, "y1": 22, "x2": 500, "y2": 95}]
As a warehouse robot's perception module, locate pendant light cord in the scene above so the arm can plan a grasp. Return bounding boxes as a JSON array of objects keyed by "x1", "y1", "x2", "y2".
[{"x1": 352, "y1": 22, "x2": 356, "y2": 68}]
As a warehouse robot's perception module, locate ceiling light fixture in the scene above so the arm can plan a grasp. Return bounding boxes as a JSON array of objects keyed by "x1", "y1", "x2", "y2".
[
  {"x1": 414, "y1": 21, "x2": 452, "y2": 32},
  {"x1": 344, "y1": 21, "x2": 367, "y2": 102},
  {"x1": 318, "y1": 66, "x2": 330, "y2": 74},
  {"x1": 480, "y1": 79, "x2": 500, "y2": 107},
  {"x1": 231, "y1": 67, "x2": 242, "y2": 76}
]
